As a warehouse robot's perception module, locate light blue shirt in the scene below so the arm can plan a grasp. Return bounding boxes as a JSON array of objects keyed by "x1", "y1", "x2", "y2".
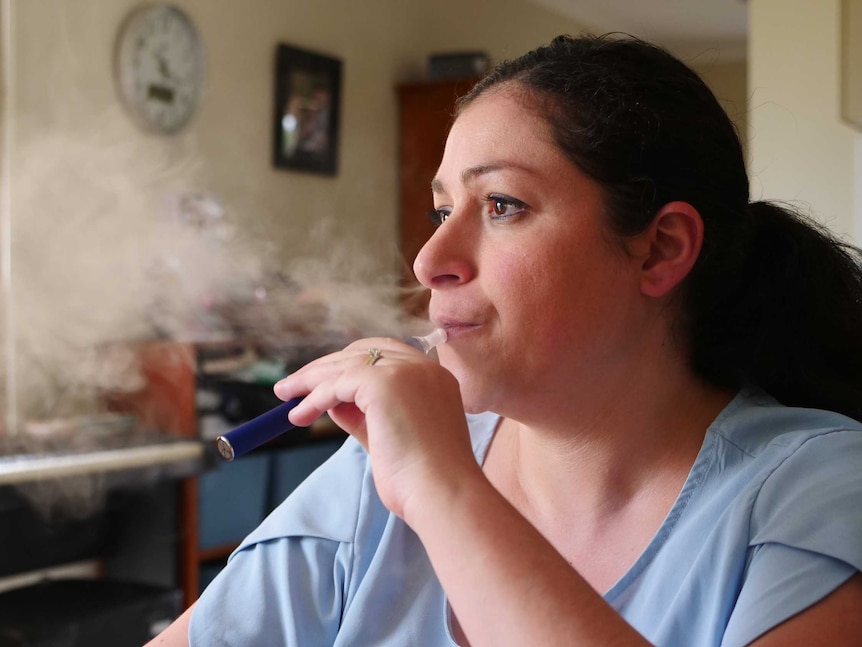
[{"x1": 190, "y1": 388, "x2": 862, "y2": 646}]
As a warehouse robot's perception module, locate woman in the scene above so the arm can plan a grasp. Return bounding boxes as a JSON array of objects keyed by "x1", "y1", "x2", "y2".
[{"x1": 153, "y1": 34, "x2": 862, "y2": 646}]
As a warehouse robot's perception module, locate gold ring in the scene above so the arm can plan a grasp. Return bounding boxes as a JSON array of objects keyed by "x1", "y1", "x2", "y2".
[{"x1": 366, "y1": 348, "x2": 383, "y2": 366}]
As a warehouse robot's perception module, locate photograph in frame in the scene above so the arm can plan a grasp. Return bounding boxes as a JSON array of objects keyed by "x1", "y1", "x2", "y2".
[{"x1": 273, "y1": 43, "x2": 342, "y2": 175}]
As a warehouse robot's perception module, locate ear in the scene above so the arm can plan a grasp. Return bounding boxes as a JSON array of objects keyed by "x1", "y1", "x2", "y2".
[{"x1": 636, "y1": 201, "x2": 704, "y2": 298}]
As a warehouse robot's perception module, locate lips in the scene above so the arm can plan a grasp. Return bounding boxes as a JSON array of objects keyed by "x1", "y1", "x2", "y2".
[
  {"x1": 431, "y1": 317, "x2": 483, "y2": 339},
  {"x1": 430, "y1": 296, "x2": 489, "y2": 338}
]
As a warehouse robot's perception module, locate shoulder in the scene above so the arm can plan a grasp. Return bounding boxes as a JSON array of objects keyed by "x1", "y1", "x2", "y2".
[
  {"x1": 712, "y1": 388, "x2": 862, "y2": 570},
  {"x1": 706, "y1": 388, "x2": 862, "y2": 487},
  {"x1": 749, "y1": 424, "x2": 862, "y2": 570},
  {"x1": 710, "y1": 387, "x2": 862, "y2": 459},
  {"x1": 622, "y1": 392, "x2": 862, "y2": 645}
]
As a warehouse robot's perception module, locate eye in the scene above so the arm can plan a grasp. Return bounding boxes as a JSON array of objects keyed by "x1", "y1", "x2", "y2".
[
  {"x1": 485, "y1": 194, "x2": 526, "y2": 220},
  {"x1": 428, "y1": 208, "x2": 451, "y2": 226}
]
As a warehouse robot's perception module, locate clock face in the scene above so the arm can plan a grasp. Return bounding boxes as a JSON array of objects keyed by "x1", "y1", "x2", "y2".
[{"x1": 115, "y1": 5, "x2": 205, "y2": 134}]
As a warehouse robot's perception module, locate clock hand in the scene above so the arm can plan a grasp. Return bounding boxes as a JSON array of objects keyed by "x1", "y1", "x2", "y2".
[{"x1": 156, "y1": 50, "x2": 174, "y2": 81}]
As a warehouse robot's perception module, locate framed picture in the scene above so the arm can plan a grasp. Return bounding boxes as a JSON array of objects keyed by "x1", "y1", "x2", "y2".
[{"x1": 273, "y1": 44, "x2": 342, "y2": 175}]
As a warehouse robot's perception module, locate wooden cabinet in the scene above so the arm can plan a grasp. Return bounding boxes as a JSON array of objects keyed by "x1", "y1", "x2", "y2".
[{"x1": 396, "y1": 78, "x2": 479, "y2": 314}]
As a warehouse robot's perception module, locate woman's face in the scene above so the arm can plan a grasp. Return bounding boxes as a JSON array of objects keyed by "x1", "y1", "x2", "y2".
[{"x1": 413, "y1": 88, "x2": 650, "y2": 417}]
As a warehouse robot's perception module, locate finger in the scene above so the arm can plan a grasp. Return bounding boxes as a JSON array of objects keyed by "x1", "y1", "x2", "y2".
[
  {"x1": 275, "y1": 353, "x2": 358, "y2": 401},
  {"x1": 285, "y1": 371, "x2": 353, "y2": 427},
  {"x1": 275, "y1": 344, "x2": 419, "y2": 401},
  {"x1": 341, "y1": 336, "x2": 416, "y2": 353},
  {"x1": 286, "y1": 361, "x2": 384, "y2": 428},
  {"x1": 285, "y1": 336, "x2": 403, "y2": 377}
]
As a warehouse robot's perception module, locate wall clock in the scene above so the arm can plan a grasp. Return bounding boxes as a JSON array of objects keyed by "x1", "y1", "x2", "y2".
[{"x1": 114, "y1": 4, "x2": 205, "y2": 134}]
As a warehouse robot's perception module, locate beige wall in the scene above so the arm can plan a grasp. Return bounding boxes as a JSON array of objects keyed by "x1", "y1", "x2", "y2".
[
  {"x1": 2, "y1": 0, "x2": 590, "y2": 424},
  {"x1": 694, "y1": 59, "x2": 749, "y2": 160},
  {"x1": 9, "y1": 0, "x2": 592, "y2": 267},
  {"x1": 748, "y1": 0, "x2": 858, "y2": 240}
]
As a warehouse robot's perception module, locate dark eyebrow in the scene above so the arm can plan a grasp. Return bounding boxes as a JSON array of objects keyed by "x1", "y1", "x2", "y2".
[{"x1": 431, "y1": 163, "x2": 514, "y2": 194}]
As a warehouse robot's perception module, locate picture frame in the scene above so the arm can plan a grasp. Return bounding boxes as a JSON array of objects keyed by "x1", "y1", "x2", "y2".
[{"x1": 272, "y1": 43, "x2": 342, "y2": 175}]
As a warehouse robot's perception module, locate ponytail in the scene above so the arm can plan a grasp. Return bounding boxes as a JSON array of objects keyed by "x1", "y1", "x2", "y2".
[{"x1": 688, "y1": 201, "x2": 862, "y2": 421}]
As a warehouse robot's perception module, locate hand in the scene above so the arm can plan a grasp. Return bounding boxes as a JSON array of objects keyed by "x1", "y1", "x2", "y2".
[{"x1": 274, "y1": 338, "x2": 479, "y2": 521}]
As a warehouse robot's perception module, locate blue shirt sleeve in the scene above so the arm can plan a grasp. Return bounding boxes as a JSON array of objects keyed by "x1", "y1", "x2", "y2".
[
  {"x1": 722, "y1": 544, "x2": 856, "y2": 646},
  {"x1": 189, "y1": 536, "x2": 350, "y2": 646},
  {"x1": 187, "y1": 414, "x2": 500, "y2": 646},
  {"x1": 188, "y1": 438, "x2": 369, "y2": 646},
  {"x1": 722, "y1": 429, "x2": 862, "y2": 645}
]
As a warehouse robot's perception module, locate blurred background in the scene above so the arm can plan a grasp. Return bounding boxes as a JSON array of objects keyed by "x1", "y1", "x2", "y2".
[{"x1": 0, "y1": 0, "x2": 859, "y2": 643}]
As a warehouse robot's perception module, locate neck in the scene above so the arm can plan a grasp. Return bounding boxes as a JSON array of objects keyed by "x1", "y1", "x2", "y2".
[{"x1": 485, "y1": 358, "x2": 734, "y2": 524}]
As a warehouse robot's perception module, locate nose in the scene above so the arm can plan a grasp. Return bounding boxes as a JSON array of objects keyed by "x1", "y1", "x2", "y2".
[{"x1": 412, "y1": 213, "x2": 476, "y2": 290}]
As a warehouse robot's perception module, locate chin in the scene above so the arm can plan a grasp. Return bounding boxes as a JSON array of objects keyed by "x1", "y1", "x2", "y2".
[
  {"x1": 462, "y1": 401, "x2": 487, "y2": 415},
  {"x1": 451, "y1": 376, "x2": 496, "y2": 415},
  {"x1": 439, "y1": 353, "x2": 498, "y2": 414}
]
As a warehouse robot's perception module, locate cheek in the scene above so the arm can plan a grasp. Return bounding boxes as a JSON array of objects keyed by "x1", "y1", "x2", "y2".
[
  {"x1": 490, "y1": 248, "x2": 544, "y2": 306},
  {"x1": 494, "y1": 238, "x2": 623, "y2": 344},
  {"x1": 495, "y1": 238, "x2": 582, "y2": 301},
  {"x1": 491, "y1": 250, "x2": 577, "y2": 352}
]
